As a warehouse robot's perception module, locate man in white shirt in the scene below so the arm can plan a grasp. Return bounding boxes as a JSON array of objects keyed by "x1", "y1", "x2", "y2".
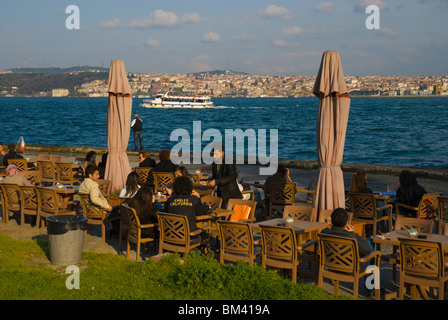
[{"x1": 79, "y1": 164, "x2": 112, "y2": 211}]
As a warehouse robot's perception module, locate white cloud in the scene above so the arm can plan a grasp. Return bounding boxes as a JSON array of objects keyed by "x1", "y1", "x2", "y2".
[
  {"x1": 146, "y1": 39, "x2": 162, "y2": 47},
  {"x1": 202, "y1": 31, "x2": 221, "y2": 43},
  {"x1": 259, "y1": 5, "x2": 293, "y2": 20},
  {"x1": 315, "y1": 2, "x2": 334, "y2": 12},
  {"x1": 376, "y1": 28, "x2": 398, "y2": 37},
  {"x1": 281, "y1": 26, "x2": 304, "y2": 35},
  {"x1": 271, "y1": 39, "x2": 299, "y2": 48},
  {"x1": 354, "y1": 0, "x2": 388, "y2": 13},
  {"x1": 233, "y1": 34, "x2": 258, "y2": 41},
  {"x1": 98, "y1": 18, "x2": 122, "y2": 28},
  {"x1": 130, "y1": 10, "x2": 205, "y2": 28},
  {"x1": 181, "y1": 13, "x2": 207, "y2": 23}
]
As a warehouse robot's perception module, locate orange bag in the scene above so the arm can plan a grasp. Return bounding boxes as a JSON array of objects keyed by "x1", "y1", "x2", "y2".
[{"x1": 229, "y1": 204, "x2": 251, "y2": 222}]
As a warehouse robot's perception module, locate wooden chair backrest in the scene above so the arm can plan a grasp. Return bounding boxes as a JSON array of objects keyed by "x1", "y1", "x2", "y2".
[
  {"x1": 121, "y1": 203, "x2": 142, "y2": 243},
  {"x1": 38, "y1": 160, "x2": 56, "y2": 182},
  {"x1": 96, "y1": 179, "x2": 111, "y2": 197},
  {"x1": 7, "y1": 158, "x2": 28, "y2": 172},
  {"x1": 394, "y1": 217, "x2": 434, "y2": 233},
  {"x1": 269, "y1": 183, "x2": 296, "y2": 205},
  {"x1": 37, "y1": 154, "x2": 50, "y2": 161},
  {"x1": 36, "y1": 187, "x2": 59, "y2": 214},
  {"x1": 226, "y1": 198, "x2": 256, "y2": 220},
  {"x1": 78, "y1": 193, "x2": 104, "y2": 219},
  {"x1": 153, "y1": 172, "x2": 174, "y2": 193},
  {"x1": 157, "y1": 212, "x2": 190, "y2": 247},
  {"x1": 0, "y1": 184, "x2": 21, "y2": 209},
  {"x1": 135, "y1": 167, "x2": 154, "y2": 185},
  {"x1": 349, "y1": 193, "x2": 377, "y2": 219},
  {"x1": 189, "y1": 174, "x2": 200, "y2": 184},
  {"x1": 283, "y1": 205, "x2": 313, "y2": 221},
  {"x1": 418, "y1": 193, "x2": 442, "y2": 219},
  {"x1": 318, "y1": 209, "x2": 353, "y2": 224},
  {"x1": 218, "y1": 220, "x2": 254, "y2": 257},
  {"x1": 318, "y1": 233, "x2": 360, "y2": 274},
  {"x1": 56, "y1": 162, "x2": 75, "y2": 184},
  {"x1": 201, "y1": 195, "x2": 223, "y2": 211},
  {"x1": 399, "y1": 238, "x2": 444, "y2": 279},
  {"x1": 19, "y1": 186, "x2": 38, "y2": 210},
  {"x1": 260, "y1": 225, "x2": 297, "y2": 262}
]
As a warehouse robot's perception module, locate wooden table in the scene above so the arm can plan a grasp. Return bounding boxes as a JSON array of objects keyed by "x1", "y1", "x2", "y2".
[
  {"x1": 42, "y1": 185, "x2": 79, "y2": 209},
  {"x1": 193, "y1": 184, "x2": 215, "y2": 197}
]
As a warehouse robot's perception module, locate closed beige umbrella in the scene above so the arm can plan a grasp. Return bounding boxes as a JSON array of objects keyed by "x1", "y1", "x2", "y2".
[
  {"x1": 311, "y1": 51, "x2": 350, "y2": 221},
  {"x1": 104, "y1": 60, "x2": 132, "y2": 192}
]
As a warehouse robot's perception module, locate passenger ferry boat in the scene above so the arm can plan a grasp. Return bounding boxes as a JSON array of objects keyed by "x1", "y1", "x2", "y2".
[{"x1": 139, "y1": 92, "x2": 213, "y2": 108}]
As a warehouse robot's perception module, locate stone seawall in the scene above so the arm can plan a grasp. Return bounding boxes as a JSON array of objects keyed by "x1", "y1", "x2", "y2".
[{"x1": 23, "y1": 144, "x2": 448, "y2": 181}]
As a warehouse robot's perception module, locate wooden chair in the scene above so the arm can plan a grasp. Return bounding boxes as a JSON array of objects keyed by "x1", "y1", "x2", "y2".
[
  {"x1": 283, "y1": 205, "x2": 313, "y2": 221},
  {"x1": 266, "y1": 182, "x2": 296, "y2": 219},
  {"x1": 318, "y1": 209, "x2": 334, "y2": 224},
  {"x1": 398, "y1": 238, "x2": 448, "y2": 300},
  {"x1": 37, "y1": 154, "x2": 50, "y2": 161},
  {"x1": 19, "y1": 186, "x2": 38, "y2": 226},
  {"x1": 135, "y1": 167, "x2": 154, "y2": 186},
  {"x1": 242, "y1": 190, "x2": 255, "y2": 201},
  {"x1": 36, "y1": 187, "x2": 79, "y2": 228},
  {"x1": 156, "y1": 212, "x2": 210, "y2": 255},
  {"x1": 226, "y1": 198, "x2": 257, "y2": 224},
  {"x1": 396, "y1": 193, "x2": 442, "y2": 220},
  {"x1": 189, "y1": 174, "x2": 201, "y2": 184},
  {"x1": 78, "y1": 194, "x2": 118, "y2": 246},
  {"x1": 0, "y1": 184, "x2": 21, "y2": 223},
  {"x1": 438, "y1": 196, "x2": 448, "y2": 234},
  {"x1": 260, "y1": 225, "x2": 318, "y2": 283},
  {"x1": 317, "y1": 233, "x2": 382, "y2": 299},
  {"x1": 7, "y1": 158, "x2": 28, "y2": 172},
  {"x1": 295, "y1": 186, "x2": 315, "y2": 207},
  {"x1": 120, "y1": 203, "x2": 157, "y2": 262},
  {"x1": 55, "y1": 162, "x2": 79, "y2": 185},
  {"x1": 49, "y1": 154, "x2": 62, "y2": 163},
  {"x1": 96, "y1": 179, "x2": 111, "y2": 197},
  {"x1": 349, "y1": 193, "x2": 393, "y2": 236},
  {"x1": 201, "y1": 195, "x2": 223, "y2": 211},
  {"x1": 381, "y1": 217, "x2": 434, "y2": 284},
  {"x1": 37, "y1": 160, "x2": 56, "y2": 186},
  {"x1": 217, "y1": 220, "x2": 261, "y2": 266},
  {"x1": 153, "y1": 172, "x2": 174, "y2": 193}
]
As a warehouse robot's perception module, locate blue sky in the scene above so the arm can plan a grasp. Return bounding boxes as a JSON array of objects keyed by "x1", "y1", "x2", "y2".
[{"x1": 0, "y1": 0, "x2": 447, "y2": 76}]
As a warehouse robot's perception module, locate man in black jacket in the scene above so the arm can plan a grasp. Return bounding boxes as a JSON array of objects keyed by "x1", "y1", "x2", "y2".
[
  {"x1": 207, "y1": 144, "x2": 242, "y2": 207},
  {"x1": 320, "y1": 208, "x2": 373, "y2": 257},
  {"x1": 138, "y1": 151, "x2": 156, "y2": 168},
  {"x1": 131, "y1": 114, "x2": 143, "y2": 151}
]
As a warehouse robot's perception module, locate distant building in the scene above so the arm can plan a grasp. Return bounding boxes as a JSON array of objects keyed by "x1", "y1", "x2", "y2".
[{"x1": 52, "y1": 88, "x2": 69, "y2": 97}]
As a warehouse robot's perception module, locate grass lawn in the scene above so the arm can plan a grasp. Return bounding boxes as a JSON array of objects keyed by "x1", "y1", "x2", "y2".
[{"x1": 0, "y1": 233, "x2": 355, "y2": 300}]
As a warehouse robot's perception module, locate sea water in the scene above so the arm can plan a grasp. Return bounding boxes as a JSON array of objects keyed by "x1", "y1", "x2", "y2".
[{"x1": 1, "y1": 96, "x2": 447, "y2": 169}]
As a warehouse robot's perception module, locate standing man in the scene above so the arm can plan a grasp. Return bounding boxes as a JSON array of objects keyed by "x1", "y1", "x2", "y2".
[
  {"x1": 207, "y1": 143, "x2": 242, "y2": 207},
  {"x1": 131, "y1": 113, "x2": 143, "y2": 151}
]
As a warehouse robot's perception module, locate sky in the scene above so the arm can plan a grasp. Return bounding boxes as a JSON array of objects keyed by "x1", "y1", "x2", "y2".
[{"x1": 0, "y1": 0, "x2": 447, "y2": 76}]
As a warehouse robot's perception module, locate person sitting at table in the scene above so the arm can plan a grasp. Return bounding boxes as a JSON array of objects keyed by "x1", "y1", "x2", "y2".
[
  {"x1": 320, "y1": 208, "x2": 373, "y2": 257},
  {"x1": 349, "y1": 170, "x2": 373, "y2": 194},
  {"x1": 119, "y1": 171, "x2": 141, "y2": 198},
  {"x1": 396, "y1": 170, "x2": 427, "y2": 217},
  {"x1": 0, "y1": 143, "x2": 6, "y2": 167},
  {"x1": 1, "y1": 164, "x2": 33, "y2": 186},
  {"x1": 155, "y1": 149, "x2": 178, "y2": 174},
  {"x1": 138, "y1": 151, "x2": 156, "y2": 168},
  {"x1": 207, "y1": 143, "x2": 242, "y2": 207},
  {"x1": 2, "y1": 143, "x2": 35, "y2": 168},
  {"x1": 127, "y1": 186, "x2": 158, "y2": 238},
  {"x1": 79, "y1": 164, "x2": 112, "y2": 212},
  {"x1": 164, "y1": 176, "x2": 208, "y2": 240},
  {"x1": 85, "y1": 151, "x2": 97, "y2": 166},
  {"x1": 261, "y1": 164, "x2": 292, "y2": 215},
  {"x1": 97, "y1": 153, "x2": 108, "y2": 179},
  {"x1": 175, "y1": 166, "x2": 195, "y2": 183}
]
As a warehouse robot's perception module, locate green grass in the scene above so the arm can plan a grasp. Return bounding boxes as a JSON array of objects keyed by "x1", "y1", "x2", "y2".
[{"x1": 0, "y1": 233, "x2": 354, "y2": 300}]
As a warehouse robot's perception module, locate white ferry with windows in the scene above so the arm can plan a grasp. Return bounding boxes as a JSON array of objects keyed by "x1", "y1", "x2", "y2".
[{"x1": 139, "y1": 92, "x2": 214, "y2": 108}]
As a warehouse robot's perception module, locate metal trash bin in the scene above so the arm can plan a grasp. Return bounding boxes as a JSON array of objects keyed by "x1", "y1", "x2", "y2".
[{"x1": 46, "y1": 215, "x2": 88, "y2": 265}]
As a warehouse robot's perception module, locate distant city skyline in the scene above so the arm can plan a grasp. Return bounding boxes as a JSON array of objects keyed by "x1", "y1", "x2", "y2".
[{"x1": 1, "y1": 1, "x2": 447, "y2": 76}]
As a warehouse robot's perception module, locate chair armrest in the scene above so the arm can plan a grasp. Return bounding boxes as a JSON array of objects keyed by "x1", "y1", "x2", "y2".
[
  {"x1": 139, "y1": 223, "x2": 157, "y2": 229},
  {"x1": 298, "y1": 239, "x2": 317, "y2": 251},
  {"x1": 190, "y1": 228, "x2": 204, "y2": 236},
  {"x1": 359, "y1": 250, "x2": 381, "y2": 264},
  {"x1": 377, "y1": 203, "x2": 393, "y2": 211},
  {"x1": 240, "y1": 218, "x2": 256, "y2": 223},
  {"x1": 396, "y1": 203, "x2": 418, "y2": 211}
]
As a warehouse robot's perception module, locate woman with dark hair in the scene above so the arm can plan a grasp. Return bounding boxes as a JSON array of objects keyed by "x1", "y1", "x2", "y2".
[
  {"x1": 85, "y1": 151, "x2": 97, "y2": 166},
  {"x1": 127, "y1": 186, "x2": 158, "y2": 238},
  {"x1": 155, "y1": 149, "x2": 178, "y2": 174},
  {"x1": 164, "y1": 176, "x2": 208, "y2": 234},
  {"x1": 119, "y1": 171, "x2": 141, "y2": 198},
  {"x1": 349, "y1": 170, "x2": 373, "y2": 194},
  {"x1": 396, "y1": 171, "x2": 427, "y2": 217}
]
